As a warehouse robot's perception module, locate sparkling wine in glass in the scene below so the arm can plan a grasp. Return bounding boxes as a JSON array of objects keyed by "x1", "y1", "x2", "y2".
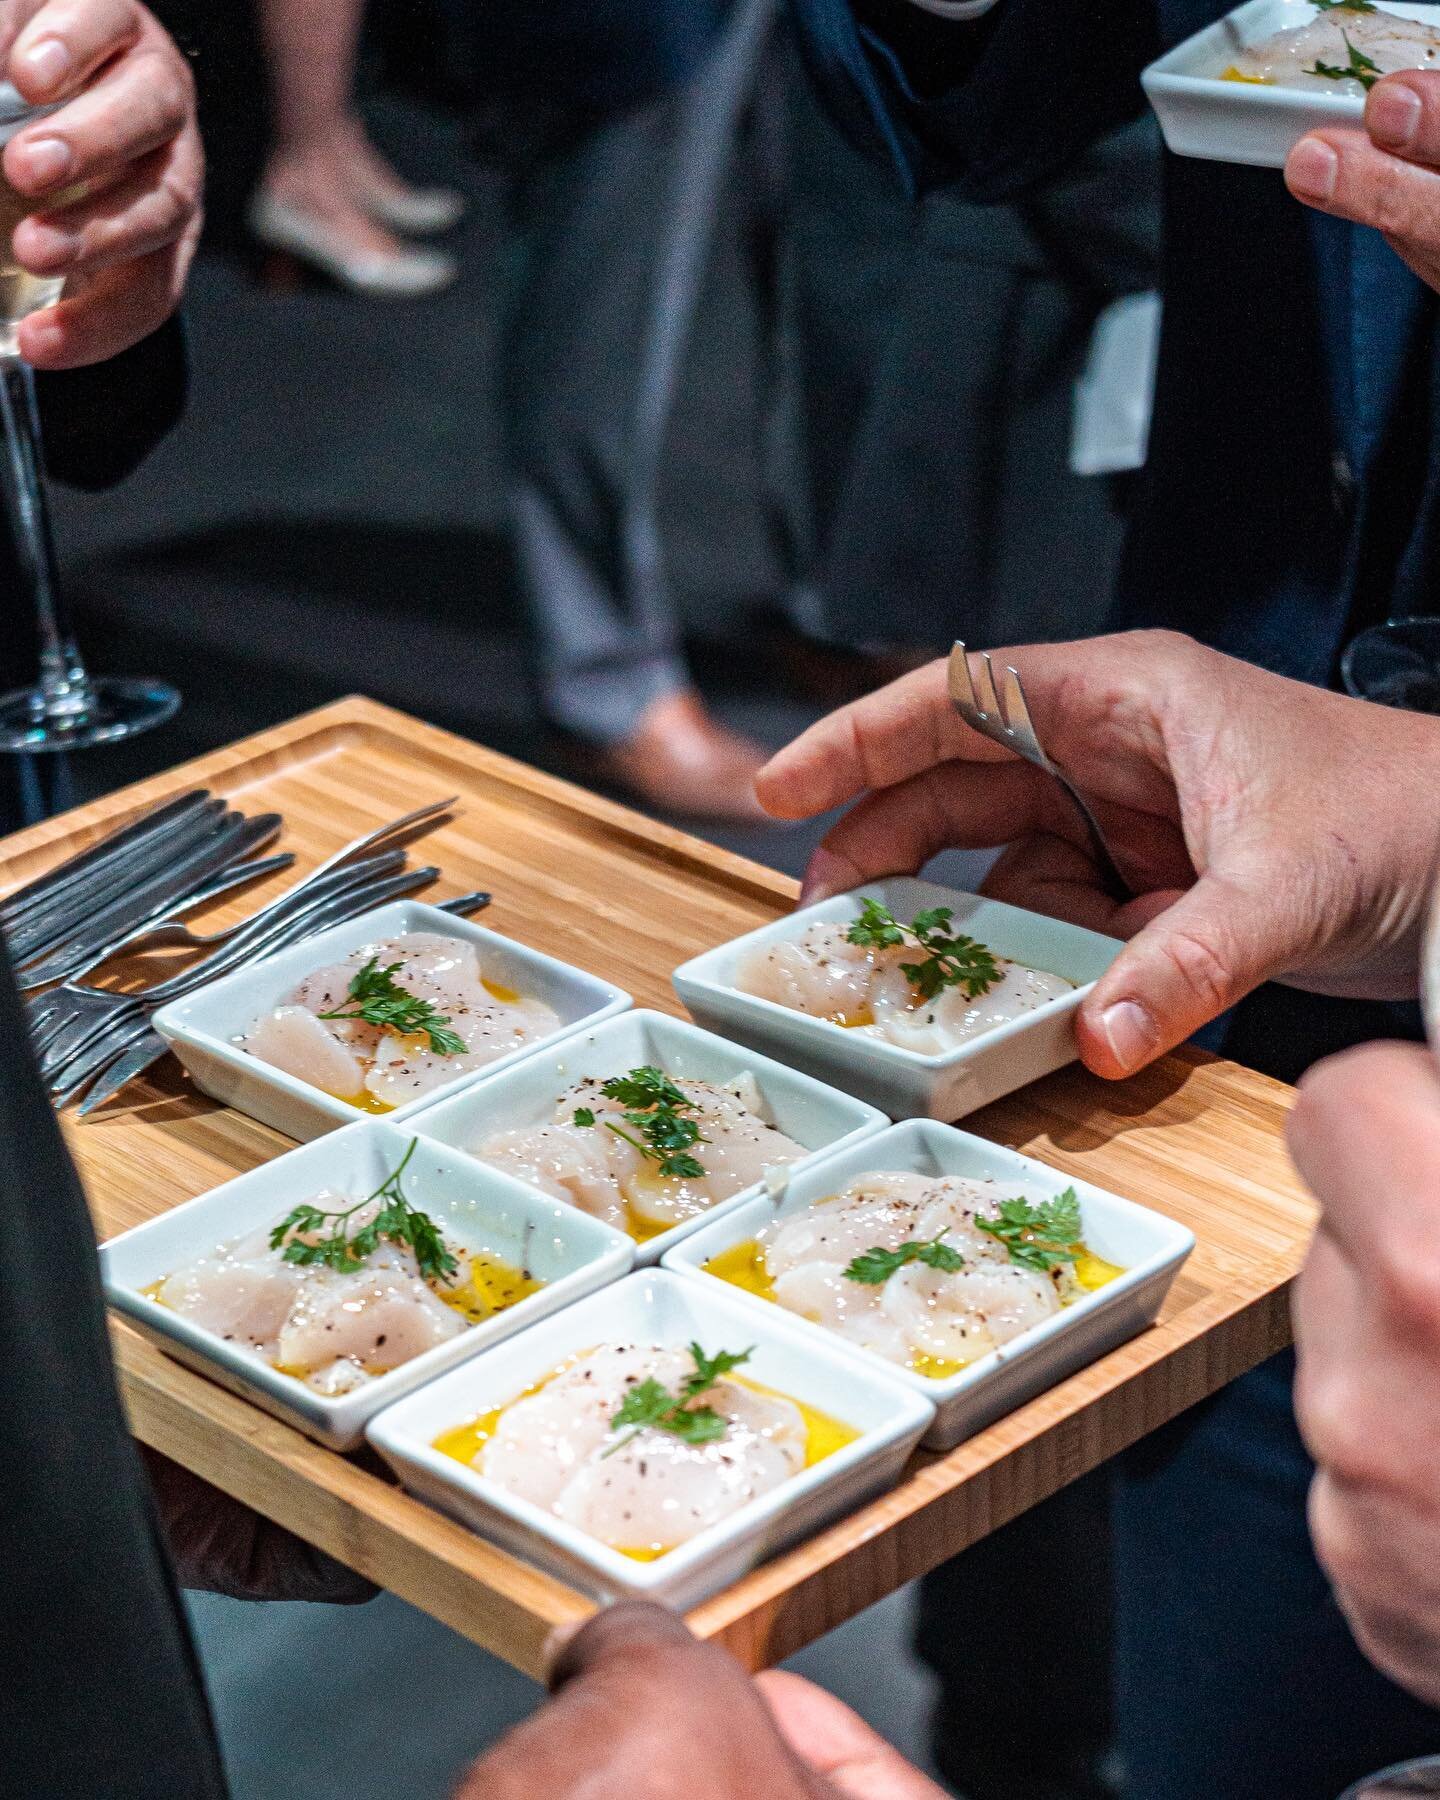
[{"x1": 0, "y1": 83, "x2": 179, "y2": 752}]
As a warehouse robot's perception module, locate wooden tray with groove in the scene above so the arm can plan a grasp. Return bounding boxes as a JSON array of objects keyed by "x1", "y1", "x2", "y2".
[{"x1": 3, "y1": 697, "x2": 1317, "y2": 1678}]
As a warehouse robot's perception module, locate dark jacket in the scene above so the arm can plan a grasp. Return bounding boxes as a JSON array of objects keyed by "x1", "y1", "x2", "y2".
[
  {"x1": 790, "y1": 0, "x2": 1438, "y2": 684},
  {"x1": 0, "y1": 319, "x2": 224, "y2": 1800}
]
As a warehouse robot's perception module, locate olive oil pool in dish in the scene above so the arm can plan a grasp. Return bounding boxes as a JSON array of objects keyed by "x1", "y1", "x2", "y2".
[
  {"x1": 433, "y1": 1341, "x2": 858, "y2": 1561},
  {"x1": 147, "y1": 1141, "x2": 541, "y2": 1395},
  {"x1": 476, "y1": 1064, "x2": 807, "y2": 1243},
  {"x1": 734, "y1": 898, "x2": 1073, "y2": 1054},
  {"x1": 706, "y1": 1170, "x2": 1123, "y2": 1381},
  {"x1": 240, "y1": 931, "x2": 560, "y2": 1110},
  {"x1": 1221, "y1": 0, "x2": 1440, "y2": 94}
]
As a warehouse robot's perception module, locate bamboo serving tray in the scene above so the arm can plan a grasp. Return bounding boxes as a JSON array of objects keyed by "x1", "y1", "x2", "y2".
[{"x1": 2, "y1": 697, "x2": 1317, "y2": 1678}]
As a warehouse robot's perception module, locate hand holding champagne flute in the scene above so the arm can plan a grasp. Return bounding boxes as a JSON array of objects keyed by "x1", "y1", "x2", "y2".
[{"x1": 0, "y1": 0, "x2": 201, "y2": 750}]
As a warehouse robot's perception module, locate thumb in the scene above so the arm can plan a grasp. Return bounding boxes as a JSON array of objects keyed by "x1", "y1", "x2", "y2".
[
  {"x1": 544, "y1": 1598, "x2": 699, "y2": 1690},
  {"x1": 1077, "y1": 871, "x2": 1279, "y2": 1079}
]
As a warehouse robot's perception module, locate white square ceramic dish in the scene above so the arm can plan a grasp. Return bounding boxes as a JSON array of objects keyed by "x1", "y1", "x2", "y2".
[
  {"x1": 406, "y1": 1009, "x2": 890, "y2": 1267},
  {"x1": 672, "y1": 878, "x2": 1121, "y2": 1121},
  {"x1": 664, "y1": 1120, "x2": 1195, "y2": 1451},
  {"x1": 101, "y1": 1118, "x2": 635, "y2": 1450},
  {"x1": 1142, "y1": 0, "x2": 1440, "y2": 169},
  {"x1": 365, "y1": 1268, "x2": 934, "y2": 1608},
  {"x1": 152, "y1": 899, "x2": 632, "y2": 1141}
]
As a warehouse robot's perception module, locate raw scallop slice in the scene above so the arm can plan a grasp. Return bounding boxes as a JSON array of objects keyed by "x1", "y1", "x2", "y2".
[
  {"x1": 275, "y1": 1256, "x2": 467, "y2": 1375},
  {"x1": 1231, "y1": 9, "x2": 1440, "y2": 91},
  {"x1": 765, "y1": 1172, "x2": 937, "y2": 1277},
  {"x1": 869, "y1": 960, "x2": 1072, "y2": 1055},
  {"x1": 480, "y1": 1344, "x2": 696, "y2": 1508},
  {"x1": 734, "y1": 923, "x2": 885, "y2": 1023},
  {"x1": 158, "y1": 1248, "x2": 303, "y2": 1353},
  {"x1": 880, "y1": 1257, "x2": 1058, "y2": 1364},
  {"x1": 239, "y1": 1004, "x2": 367, "y2": 1100},
  {"x1": 771, "y1": 1260, "x2": 911, "y2": 1365},
  {"x1": 480, "y1": 1121, "x2": 632, "y2": 1229},
  {"x1": 552, "y1": 1380, "x2": 806, "y2": 1551}
]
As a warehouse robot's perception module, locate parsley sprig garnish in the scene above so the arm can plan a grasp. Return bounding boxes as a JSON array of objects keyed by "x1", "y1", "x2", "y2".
[
  {"x1": 573, "y1": 1065, "x2": 708, "y2": 1179},
  {"x1": 318, "y1": 956, "x2": 467, "y2": 1056},
  {"x1": 1310, "y1": 30, "x2": 1383, "y2": 87},
  {"x1": 976, "y1": 1188, "x2": 1083, "y2": 1275},
  {"x1": 268, "y1": 1139, "x2": 458, "y2": 1284},
  {"x1": 846, "y1": 899, "x2": 1002, "y2": 1003},
  {"x1": 844, "y1": 1230, "x2": 967, "y2": 1285},
  {"x1": 604, "y1": 1342, "x2": 753, "y2": 1457},
  {"x1": 1313, "y1": 1, "x2": 1376, "y2": 14}
]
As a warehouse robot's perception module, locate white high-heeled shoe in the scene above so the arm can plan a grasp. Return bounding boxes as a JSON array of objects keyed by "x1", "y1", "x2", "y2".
[
  {"x1": 363, "y1": 184, "x2": 466, "y2": 237},
  {"x1": 248, "y1": 192, "x2": 458, "y2": 299}
]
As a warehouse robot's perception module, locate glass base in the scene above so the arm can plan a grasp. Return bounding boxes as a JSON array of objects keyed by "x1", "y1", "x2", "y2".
[{"x1": 0, "y1": 674, "x2": 180, "y2": 752}]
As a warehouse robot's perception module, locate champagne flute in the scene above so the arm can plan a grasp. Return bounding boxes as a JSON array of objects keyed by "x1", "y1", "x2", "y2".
[
  {"x1": 1341, "y1": 617, "x2": 1440, "y2": 714},
  {"x1": 0, "y1": 83, "x2": 179, "y2": 753}
]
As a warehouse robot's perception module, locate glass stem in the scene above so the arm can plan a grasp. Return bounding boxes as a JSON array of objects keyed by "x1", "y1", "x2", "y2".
[{"x1": 0, "y1": 352, "x2": 88, "y2": 718}]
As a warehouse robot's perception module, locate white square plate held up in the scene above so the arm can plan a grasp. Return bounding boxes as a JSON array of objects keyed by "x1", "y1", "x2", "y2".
[
  {"x1": 365, "y1": 1269, "x2": 934, "y2": 1609},
  {"x1": 672, "y1": 877, "x2": 1120, "y2": 1122},
  {"x1": 101, "y1": 1119, "x2": 634, "y2": 1450},
  {"x1": 1143, "y1": 0, "x2": 1440, "y2": 169},
  {"x1": 407, "y1": 1009, "x2": 889, "y2": 1266},
  {"x1": 152, "y1": 899, "x2": 631, "y2": 1141},
  {"x1": 664, "y1": 1119, "x2": 1195, "y2": 1451}
]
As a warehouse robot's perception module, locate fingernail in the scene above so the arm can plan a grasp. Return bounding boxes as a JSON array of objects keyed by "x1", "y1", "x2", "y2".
[
  {"x1": 19, "y1": 137, "x2": 71, "y2": 188},
  {"x1": 799, "y1": 846, "x2": 854, "y2": 906},
  {"x1": 1288, "y1": 139, "x2": 1339, "y2": 203},
  {"x1": 1098, "y1": 1001, "x2": 1159, "y2": 1075},
  {"x1": 19, "y1": 322, "x2": 63, "y2": 365},
  {"x1": 1369, "y1": 82, "x2": 1422, "y2": 150},
  {"x1": 20, "y1": 38, "x2": 71, "y2": 95},
  {"x1": 19, "y1": 219, "x2": 76, "y2": 267}
]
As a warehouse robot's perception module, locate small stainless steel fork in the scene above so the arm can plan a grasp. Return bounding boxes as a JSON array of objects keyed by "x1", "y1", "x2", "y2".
[{"x1": 949, "y1": 641, "x2": 1131, "y2": 903}]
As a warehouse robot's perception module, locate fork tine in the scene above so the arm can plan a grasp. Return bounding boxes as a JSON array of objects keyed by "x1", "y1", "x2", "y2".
[
  {"x1": 1000, "y1": 665, "x2": 1042, "y2": 756},
  {"x1": 975, "y1": 652, "x2": 1005, "y2": 724},
  {"x1": 947, "y1": 641, "x2": 983, "y2": 720}
]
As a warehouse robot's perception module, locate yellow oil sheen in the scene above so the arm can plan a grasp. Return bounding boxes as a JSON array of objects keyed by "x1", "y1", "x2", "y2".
[
  {"x1": 482, "y1": 977, "x2": 523, "y2": 1005},
  {"x1": 440, "y1": 1253, "x2": 543, "y2": 1326},
  {"x1": 1072, "y1": 1248, "x2": 1125, "y2": 1292},
  {"x1": 1220, "y1": 65, "x2": 1269, "y2": 82},
  {"x1": 340, "y1": 1089, "x2": 396, "y2": 1115},
  {"x1": 704, "y1": 1238, "x2": 776, "y2": 1303},
  {"x1": 910, "y1": 1351, "x2": 967, "y2": 1381}
]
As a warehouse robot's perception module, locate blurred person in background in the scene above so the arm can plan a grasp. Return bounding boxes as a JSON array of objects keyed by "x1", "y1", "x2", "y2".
[
  {"x1": 247, "y1": 0, "x2": 463, "y2": 296},
  {"x1": 780, "y1": 6, "x2": 1440, "y2": 1800},
  {"x1": 502, "y1": 2, "x2": 1157, "y2": 821},
  {"x1": 502, "y1": 0, "x2": 785, "y2": 820}
]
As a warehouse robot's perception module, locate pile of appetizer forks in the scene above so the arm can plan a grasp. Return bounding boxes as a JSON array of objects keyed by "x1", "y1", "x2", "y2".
[{"x1": 7, "y1": 790, "x2": 488, "y2": 1115}]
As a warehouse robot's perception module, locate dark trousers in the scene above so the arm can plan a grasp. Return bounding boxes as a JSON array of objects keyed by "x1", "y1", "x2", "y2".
[{"x1": 504, "y1": 0, "x2": 798, "y2": 745}]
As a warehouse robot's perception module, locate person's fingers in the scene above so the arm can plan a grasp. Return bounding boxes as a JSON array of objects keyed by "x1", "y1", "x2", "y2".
[
  {"x1": 1289, "y1": 1042, "x2": 1440, "y2": 1270},
  {"x1": 758, "y1": 1672, "x2": 949, "y2": 1800},
  {"x1": 1075, "y1": 869, "x2": 1285, "y2": 1078},
  {"x1": 14, "y1": 132, "x2": 200, "y2": 276},
  {"x1": 140, "y1": 1448, "x2": 378, "y2": 1604},
  {"x1": 5, "y1": 0, "x2": 143, "y2": 105},
  {"x1": 1365, "y1": 71, "x2": 1440, "y2": 166},
  {"x1": 980, "y1": 832, "x2": 1184, "y2": 940},
  {"x1": 545, "y1": 1598, "x2": 702, "y2": 1691},
  {"x1": 18, "y1": 228, "x2": 192, "y2": 365},
  {"x1": 756, "y1": 659, "x2": 1010, "y2": 824},
  {"x1": 1285, "y1": 122, "x2": 1440, "y2": 240},
  {"x1": 797, "y1": 761, "x2": 1057, "y2": 903},
  {"x1": 4, "y1": 34, "x2": 192, "y2": 201}
]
